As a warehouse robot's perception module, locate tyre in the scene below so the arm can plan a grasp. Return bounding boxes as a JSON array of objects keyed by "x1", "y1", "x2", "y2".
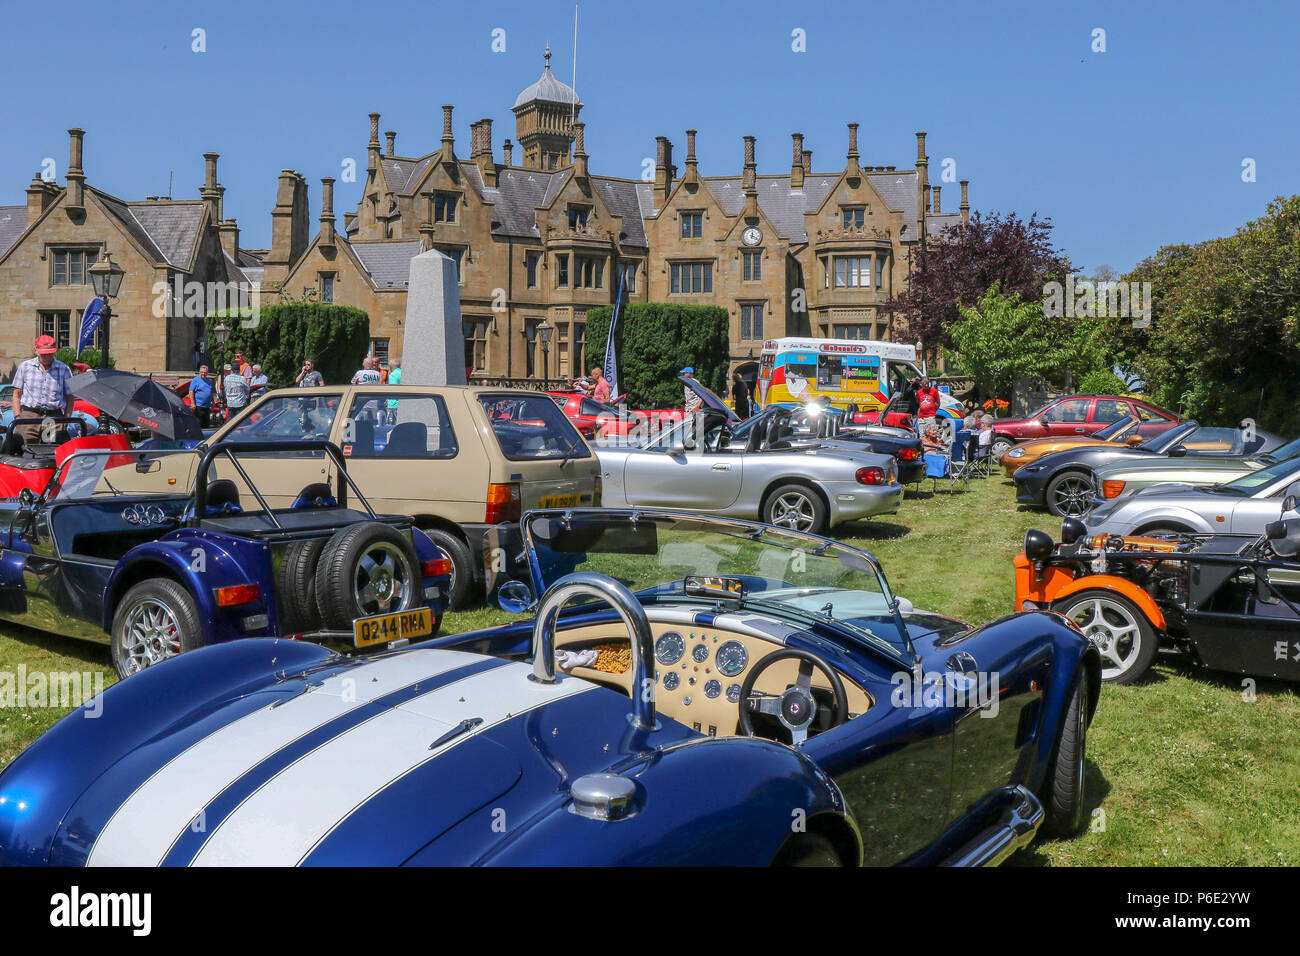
[
  {"x1": 110, "y1": 578, "x2": 204, "y2": 680},
  {"x1": 421, "y1": 526, "x2": 476, "y2": 611},
  {"x1": 314, "y1": 522, "x2": 421, "y2": 631},
  {"x1": 763, "y1": 483, "x2": 828, "y2": 534},
  {"x1": 277, "y1": 537, "x2": 328, "y2": 634},
  {"x1": 771, "y1": 832, "x2": 842, "y2": 866},
  {"x1": 1045, "y1": 470, "x2": 1095, "y2": 518},
  {"x1": 991, "y1": 436, "x2": 1014, "y2": 461},
  {"x1": 1042, "y1": 673, "x2": 1091, "y2": 837},
  {"x1": 1053, "y1": 588, "x2": 1158, "y2": 684}
]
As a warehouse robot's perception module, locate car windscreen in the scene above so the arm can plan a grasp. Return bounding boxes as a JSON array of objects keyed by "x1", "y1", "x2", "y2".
[
  {"x1": 1095, "y1": 416, "x2": 1138, "y2": 441},
  {"x1": 525, "y1": 511, "x2": 914, "y2": 665},
  {"x1": 477, "y1": 393, "x2": 590, "y2": 461},
  {"x1": 1217, "y1": 458, "x2": 1300, "y2": 496},
  {"x1": 49, "y1": 449, "x2": 201, "y2": 500},
  {"x1": 1263, "y1": 437, "x2": 1300, "y2": 464},
  {"x1": 1142, "y1": 420, "x2": 1198, "y2": 452}
]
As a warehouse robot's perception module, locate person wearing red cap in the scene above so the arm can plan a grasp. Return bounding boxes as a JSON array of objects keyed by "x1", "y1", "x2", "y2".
[{"x1": 11, "y1": 335, "x2": 75, "y2": 444}]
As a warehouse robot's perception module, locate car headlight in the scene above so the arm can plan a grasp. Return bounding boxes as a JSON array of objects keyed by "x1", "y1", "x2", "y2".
[{"x1": 1007, "y1": 447, "x2": 1026, "y2": 458}]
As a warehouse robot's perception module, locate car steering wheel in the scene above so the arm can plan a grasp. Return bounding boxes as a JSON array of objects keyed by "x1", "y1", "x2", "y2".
[{"x1": 737, "y1": 648, "x2": 848, "y2": 745}]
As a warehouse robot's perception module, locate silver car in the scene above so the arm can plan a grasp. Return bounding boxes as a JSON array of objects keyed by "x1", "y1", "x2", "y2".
[
  {"x1": 1090, "y1": 437, "x2": 1300, "y2": 505},
  {"x1": 1083, "y1": 454, "x2": 1300, "y2": 538},
  {"x1": 595, "y1": 409, "x2": 902, "y2": 534}
]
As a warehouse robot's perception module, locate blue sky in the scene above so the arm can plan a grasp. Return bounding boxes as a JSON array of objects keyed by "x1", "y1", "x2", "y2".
[{"x1": 4, "y1": 0, "x2": 1297, "y2": 273}]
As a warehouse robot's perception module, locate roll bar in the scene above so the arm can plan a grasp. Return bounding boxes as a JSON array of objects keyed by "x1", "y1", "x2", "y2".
[
  {"x1": 193, "y1": 439, "x2": 375, "y2": 528},
  {"x1": 530, "y1": 571, "x2": 657, "y2": 731}
]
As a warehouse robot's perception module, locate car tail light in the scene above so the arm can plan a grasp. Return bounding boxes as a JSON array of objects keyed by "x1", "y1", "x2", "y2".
[
  {"x1": 1102, "y1": 480, "x2": 1126, "y2": 499},
  {"x1": 856, "y1": 466, "x2": 886, "y2": 485},
  {"x1": 215, "y1": 583, "x2": 259, "y2": 607},
  {"x1": 898, "y1": 447, "x2": 919, "y2": 461},
  {"x1": 593, "y1": 474, "x2": 602, "y2": 506},
  {"x1": 486, "y1": 482, "x2": 521, "y2": 523},
  {"x1": 421, "y1": 558, "x2": 452, "y2": 578}
]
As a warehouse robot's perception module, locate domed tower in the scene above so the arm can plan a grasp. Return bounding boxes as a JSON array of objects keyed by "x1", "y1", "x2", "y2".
[{"x1": 512, "y1": 46, "x2": 582, "y2": 171}]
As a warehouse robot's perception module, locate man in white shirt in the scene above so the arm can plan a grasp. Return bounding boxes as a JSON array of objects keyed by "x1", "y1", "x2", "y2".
[{"x1": 350, "y1": 355, "x2": 383, "y2": 386}]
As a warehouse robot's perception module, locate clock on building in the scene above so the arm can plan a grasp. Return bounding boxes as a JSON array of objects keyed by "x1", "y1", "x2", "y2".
[{"x1": 742, "y1": 227, "x2": 762, "y2": 246}]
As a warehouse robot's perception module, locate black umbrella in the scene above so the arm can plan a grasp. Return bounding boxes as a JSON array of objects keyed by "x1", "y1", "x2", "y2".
[{"x1": 68, "y1": 369, "x2": 202, "y2": 440}]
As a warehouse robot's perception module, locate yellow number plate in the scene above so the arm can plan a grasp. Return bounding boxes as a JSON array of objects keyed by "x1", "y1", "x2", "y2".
[
  {"x1": 541, "y1": 494, "x2": 579, "y2": 508},
  {"x1": 353, "y1": 607, "x2": 433, "y2": 648}
]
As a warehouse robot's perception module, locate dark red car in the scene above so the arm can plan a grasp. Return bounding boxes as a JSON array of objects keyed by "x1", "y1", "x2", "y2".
[
  {"x1": 990, "y1": 395, "x2": 1182, "y2": 460},
  {"x1": 547, "y1": 391, "x2": 686, "y2": 440}
]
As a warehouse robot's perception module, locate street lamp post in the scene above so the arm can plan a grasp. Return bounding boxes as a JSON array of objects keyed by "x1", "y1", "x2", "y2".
[
  {"x1": 537, "y1": 320, "x2": 553, "y2": 385},
  {"x1": 211, "y1": 321, "x2": 231, "y2": 374},
  {"x1": 87, "y1": 251, "x2": 124, "y2": 369}
]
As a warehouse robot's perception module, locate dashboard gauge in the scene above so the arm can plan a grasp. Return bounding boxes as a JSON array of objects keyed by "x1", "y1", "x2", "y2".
[
  {"x1": 715, "y1": 641, "x2": 749, "y2": 677},
  {"x1": 726, "y1": 683, "x2": 742, "y2": 703},
  {"x1": 662, "y1": 671, "x2": 680, "y2": 691},
  {"x1": 691, "y1": 643, "x2": 710, "y2": 663},
  {"x1": 704, "y1": 679, "x2": 722, "y2": 699},
  {"x1": 655, "y1": 632, "x2": 685, "y2": 665}
]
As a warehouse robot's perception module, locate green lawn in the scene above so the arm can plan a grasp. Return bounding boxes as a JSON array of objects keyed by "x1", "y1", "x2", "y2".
[{"x1": 1, "y1": 475, "x2": 1296, "y2": 865}]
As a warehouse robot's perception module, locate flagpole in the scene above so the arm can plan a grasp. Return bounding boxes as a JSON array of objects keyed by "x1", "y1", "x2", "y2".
[{"x1": 571, "y1": 4, "x2": 578, "y2": 129}]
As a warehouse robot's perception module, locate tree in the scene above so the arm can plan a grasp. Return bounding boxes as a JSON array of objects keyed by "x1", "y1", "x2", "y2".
[
  {"x1": 889, "y1": 211, "x2": 1073, "y2": 350},
  {"x1": 206, "y1": 304, "x2": 369, "y2": 388},
  {"x1": 944, "y1": 286, "x2": 1099, "y2": 400},
  {"x1": 585, "y1": 303, "x2": 729, "y2": 407},
  {"x1": 1108, "y1": 195, "x2": 1300, "y2": 434}
]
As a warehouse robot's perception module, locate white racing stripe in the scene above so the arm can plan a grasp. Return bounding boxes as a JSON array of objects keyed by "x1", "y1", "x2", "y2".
[
  {"x1": 87, "y1": 649, "x2": 486, "y2": 867},
  {"x1": 191, "y1": 662, "x2": 593, "y2": 866}
]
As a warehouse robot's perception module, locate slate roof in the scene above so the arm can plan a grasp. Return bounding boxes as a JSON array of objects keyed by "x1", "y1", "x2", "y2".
[
  {"x1": 92, "y1": 189, "x2": 207, "y2": 271},
  {"x1": 381, "y1": 155, "x2": 436, "y2": 195},
  {"x1": 707, "y1": 175, "x2": 838, "y2": 243},
  {"x1": 926, "y1": 212, "x2": 962, "y2": 236},
  {"x1": 866, "y1": 171, "x2": 920, "y2": 231},
  {"x1": 594, "y1": 178, "x2": 648, "y2": 247},
  {"x1": 351, "y1": 240, "x2": 423, "y2": 288},
  {"x1": 0, "y1": 206, "x2": 24, "y2": 258},
  {"x1": 486, "y1": 166, "x2": 562, "y2": 238}
]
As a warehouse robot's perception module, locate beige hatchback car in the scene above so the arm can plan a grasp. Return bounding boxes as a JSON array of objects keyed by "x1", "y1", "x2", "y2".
[{"x1": 207, "y1": 385, "x2": 601, "y2": 607}]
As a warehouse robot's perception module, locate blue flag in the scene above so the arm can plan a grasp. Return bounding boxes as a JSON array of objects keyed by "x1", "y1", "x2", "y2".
[
  {"x1": 78, "y1": 298, "x2": 106, "y2": 358},
  {"x1": 603, "y1": 270, "x2": 624, "y2": 399}
]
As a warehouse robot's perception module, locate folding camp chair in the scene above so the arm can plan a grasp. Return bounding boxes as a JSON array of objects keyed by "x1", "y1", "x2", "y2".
[
  {"x1": 923, "y1": 451, "x2": 950, "y2": 493},
  {"x1": 971, "y1": 433, "x2": 994, "y2": 478},
  {"x1": 947, "y1": 430, "x2": 976, "y2": 491}
]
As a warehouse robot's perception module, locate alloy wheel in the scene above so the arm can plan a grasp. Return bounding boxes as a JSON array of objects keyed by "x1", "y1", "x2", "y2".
[
  {"x1": 770, "y1": 492, "x2": 816, "y2": 531},
  {"x1": 355, "y1": 541, "x2": 413, "y2": 615},
  {"x1": 117, "y1": 598, "x2": 182, "y2": 675},
  {"x1": 1064, "y1": 596, "x2": 1143, "y2": 680},
  {"x1": 1051, "y1": 475, "x2": 1095, "y2": 517}
]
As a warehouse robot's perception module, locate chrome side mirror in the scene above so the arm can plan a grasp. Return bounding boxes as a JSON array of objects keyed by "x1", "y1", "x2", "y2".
[
  {"x1": 497, "y1": 579, "x2": 534, "y2": 614},
  {"x1": 530, "y1": 571, "x2": 657, "y2": 731},
  {"x1": 18, "y1": 488, "x2": 35, "y2": 508}
]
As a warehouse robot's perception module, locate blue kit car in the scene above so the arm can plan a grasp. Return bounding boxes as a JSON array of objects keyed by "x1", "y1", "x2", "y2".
[
  {"x1": 0, "y1": 508, "x2": 1097, "y2": 866},
  {"x1": 0, "y1": 439, "x2": 449, "y2": 680}
]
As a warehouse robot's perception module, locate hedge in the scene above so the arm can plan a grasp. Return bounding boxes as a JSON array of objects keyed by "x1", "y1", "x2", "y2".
[
  {"x1": 56, "y1": 347, "x2": 114, "y2": 370},
  {"x1": 585, "y1": 303, "x2": 729, "y2": 408},
  {"x1": 206, "y1": 304, "x2": 370, "y2": 388}
]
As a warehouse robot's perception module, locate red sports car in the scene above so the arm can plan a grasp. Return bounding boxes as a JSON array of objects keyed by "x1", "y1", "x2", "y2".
[
  {"x1": 547, "y1": 391, "x2": 685, "y2": 440},
  {"x1": 989, "y1": 395, "x2": 1182, "y2": 461}
]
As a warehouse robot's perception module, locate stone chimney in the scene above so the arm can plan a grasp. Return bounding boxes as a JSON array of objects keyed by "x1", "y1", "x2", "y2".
[
  {"x1": 572, "y1": 122, "x2": 588, "y2": 184},
  {"x1": 319, "y1": 177, "x2": 336, "y2": 250},
  {"x1": 923, "y1": 183, "x2": 931, "y2": 215},
  {"x1": 803, "y1": 149, "x2": 812, "y2": 173},
  {"x1": 66, "y1": 128, "x2": 86, "y2": 213},
  {"x1": 200, "y1": 152, "x2": 221, "y2": 222},
  {"x1": 367, "y1": 113, "x2": 382, "y2": 175},
  {"x1": 219, "y1": 219, "x2": 240, "y2": 263},
  {"x1": 503, "y1": 139, "x2": 514, "y2": 166},
  {"x1": 915, "y1": 131, "x2": 929, "y2": 235},
  {"x1": 653, "y1": 136, "x2": 674, "y2": 208},
  {"x1": 791, "y1": 133, "x2": 805, "y2": 189},
  {"x1": 419, "y1": 192, "x2": 435, "y2": 250},
  {"x1": 959, "y1": 179, "x2": 970, "y2": 225},
  {"x1": 385, "y1": 131, "x2": 396, "y2": 157},
  {"x1": 27, "y1": 173, "x2": 57, "y2": 226},
  {"x1": 441, "y1": 104, "x2": 455, "y2": 155},
  {"x1": 742, "y1": 135, "x2": 760, "y2": 222},
  {"x1": 267, "y1": 169, "x2": 311, "y2": 278},
  {"x1": 932, "y1": 184, "x2": 941, "y2": 215},
  {"x1": 473, "y1": 118, "x2": 497, "y2": 186},
  {"x1": 845, "y1": 123, "x2": 862, "y2": 180}
]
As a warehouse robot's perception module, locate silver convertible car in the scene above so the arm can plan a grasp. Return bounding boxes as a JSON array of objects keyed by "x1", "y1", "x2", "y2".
[
  {"x1": 1083, "y1": 454, "x2": 1300, "y2": 538},
  {"x1": 595, "y1": 407, "x2": 902, "y2": 534}
]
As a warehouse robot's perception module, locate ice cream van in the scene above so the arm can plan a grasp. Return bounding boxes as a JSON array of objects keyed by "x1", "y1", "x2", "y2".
[{"x1": 756, "y1": 337, "x2": 964, "y2": 436}]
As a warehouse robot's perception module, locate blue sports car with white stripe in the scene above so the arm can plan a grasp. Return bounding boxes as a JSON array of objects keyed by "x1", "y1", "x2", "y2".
[{"x1": 0, "y1": 509, "x2": 1099, "y2": 866}]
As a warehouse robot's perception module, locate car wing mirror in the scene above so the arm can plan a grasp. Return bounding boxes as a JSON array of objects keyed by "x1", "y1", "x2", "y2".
[
  {"x1": 1126, "y1": 435, "x2": 1144, "y2": 446},
  {"x1": 1168, "y1": 446, "x2": 1187, "y2": 458},
  {"x1": 1284, "y1": 491, "x2": 1300, "y2": 513},
  {"x1": 497, "y1": 579, "x2": 535, "y2": 614}
]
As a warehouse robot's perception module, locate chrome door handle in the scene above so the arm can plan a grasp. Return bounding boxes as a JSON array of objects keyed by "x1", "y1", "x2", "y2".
[{"x1": 711, "y1": 463, "x2": 731, "y2": 471}]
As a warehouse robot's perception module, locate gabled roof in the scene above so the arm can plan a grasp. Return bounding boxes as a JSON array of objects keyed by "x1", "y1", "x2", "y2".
[
  {"x1": 867, "y1": 170, "x2": 921, "y2": 230},
  {"x1": 350, "y1": 240, "x2": 423, "y2": 288},
  {"x1": 92, "y1": 189, "x2": 207, "y2": 271},
  {"x1": 593, "y1": 178, "x2": 649, "y2": 247},
  {"x1": 706, "y1": 175, "x2": 839, "y2": 243},
  {"x1": 485, "y1": 166, "x2": 565, "y2": 238},
  {"x1": 925, "y1": 212, "x2": 962, "y2": 236},
  {"x1": 381, "y1": 155, "x2": 437, "y2": 195},
  {"x1": 0, "y1": 206, "x2": 23, "y2": 258}
]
